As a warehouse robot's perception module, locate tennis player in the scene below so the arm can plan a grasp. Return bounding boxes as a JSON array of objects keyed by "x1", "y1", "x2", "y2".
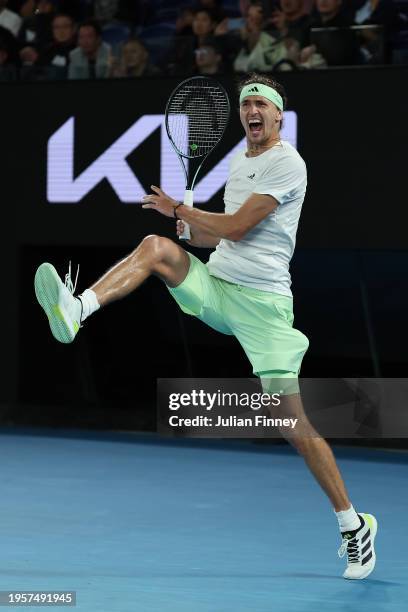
[{"x1": 35, "y1": 73, "x2": 377, "y2": 579}]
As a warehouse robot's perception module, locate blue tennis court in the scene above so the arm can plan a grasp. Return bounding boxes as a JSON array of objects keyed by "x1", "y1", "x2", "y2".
[{"x1": 0, "y1": 430, "x2": 406, "y2": 611}]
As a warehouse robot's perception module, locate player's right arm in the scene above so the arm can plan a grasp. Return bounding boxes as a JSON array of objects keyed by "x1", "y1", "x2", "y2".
[{"x1": 176, "y1": 220, "x2": 221, "y2": 248}]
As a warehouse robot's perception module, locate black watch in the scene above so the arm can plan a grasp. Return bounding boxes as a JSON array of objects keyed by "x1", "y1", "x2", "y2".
[{"x1": 174, "y1": 203, "x2": 183, "y2": 219}]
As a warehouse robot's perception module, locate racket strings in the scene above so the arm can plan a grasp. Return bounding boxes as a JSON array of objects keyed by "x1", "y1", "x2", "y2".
[{"x1": 167, "y1": 79, "x2": 229, "y2": 158}]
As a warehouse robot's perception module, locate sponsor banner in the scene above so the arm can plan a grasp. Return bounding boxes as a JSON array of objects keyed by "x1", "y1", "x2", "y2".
[{"x1": 46, "y1": 113, "x2": 297, "y2": 204}]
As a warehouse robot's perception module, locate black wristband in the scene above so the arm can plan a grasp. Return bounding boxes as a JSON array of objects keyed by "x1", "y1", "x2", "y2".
[{"x1": 174, "y1": 203, "x2": 183, "y2": 219}]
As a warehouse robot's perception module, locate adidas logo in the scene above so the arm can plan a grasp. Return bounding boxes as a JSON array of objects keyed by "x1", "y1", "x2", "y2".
[
  {"x1": 248, "y1": 86, "x2": 259, "y2": 93},
  {"x1": 247, "y1": 173, "x2": 255, "y2": 179}
]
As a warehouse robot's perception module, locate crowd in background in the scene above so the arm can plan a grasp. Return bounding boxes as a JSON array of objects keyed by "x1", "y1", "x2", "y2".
[{"x1": 0, "y1": 0, "x2": 407, "y2": 81}]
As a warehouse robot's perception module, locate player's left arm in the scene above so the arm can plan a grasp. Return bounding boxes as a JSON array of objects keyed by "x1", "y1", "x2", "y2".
[{"x1": 142, "y1": 186, "x2": 278, "y2": 242}]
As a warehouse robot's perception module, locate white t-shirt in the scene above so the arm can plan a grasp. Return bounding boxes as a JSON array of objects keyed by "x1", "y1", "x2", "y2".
[
  {"x1": 207, "y1": 140, "x2": 307, "y2": 297},
  {"x1": 0, "y1": 8, "x2": 22, "y2": 37}
]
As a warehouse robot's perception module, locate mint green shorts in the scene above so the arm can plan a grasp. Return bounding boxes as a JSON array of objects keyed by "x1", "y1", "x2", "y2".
[{"x1": 168, "y1": 253, "x2": 309, "y2": 379}]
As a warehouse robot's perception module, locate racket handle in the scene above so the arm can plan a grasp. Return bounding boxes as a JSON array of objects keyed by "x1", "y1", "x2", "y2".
[{"x1": 179, "y1": 190, "x2": 193, "y2": 240}]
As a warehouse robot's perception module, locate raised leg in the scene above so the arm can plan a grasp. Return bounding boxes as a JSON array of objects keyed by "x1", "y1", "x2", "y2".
[
  {"x1": 91, "y1": 234, "x2": 190, "y2": 306},
  {"x1": 34, "y1": 235, "x2": 190, "y2": 343}
]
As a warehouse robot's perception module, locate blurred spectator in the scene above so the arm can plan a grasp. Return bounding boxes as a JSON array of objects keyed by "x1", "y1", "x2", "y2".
[
  {"x1": 212, "y1": 0, "x2": 249, "y2": 68},
  {"x1": 175, "y1": 7, "x2": 194, "y2": 37},
  {"x1": 192, "y1": 7, "x2": 219, "y2": 39},
  {"x1": 19, "y1": 0, "x2": 55, "y2": 51},
  {"x1": 194, "y1": 36, "x2": 223, "y2": 74},
  {"x1": 40, "y1": 13, "x2": 76, "y2": 68},
  {"x1": 167, "y1": 7, "x2": 218, "y2": 75},
  {"x1": 19, "y1": 39, "x2": 45, "y2": 79},
  {"x1": 0, "y1": 0, "x2": 22, "y2": 36},
  {"x1": 352, "y1": 0, "x2": 402, "y2": 62},
  {"x1": 94, "y1": 0, "x2": 119, "y2": 24},
  {"x1": 214, "y1": 15, "x2": 242, "y2": 36},
  {"x1": 111, "y1": 38, "x2": 160, "y2": 77},
  {"x1": 193, "y1": 0, "x2": 226, "y2": 24},
  {"x1": 233, "y1": 2, "x2": 290, "y2": 72},
  {"x1": 19, "y1": 40, "x2": 38, "y2": 63},
  {"x1": 311, "y1": 0, "x2": 352, "y2": 27},
  {"x1": 240, "y1": 0, "x2": 251, "y2": 14},
  {"x1": 301, "y1": 0, "x2": 360, "y2": 65},
  {"x1": 68, "y1": 19, "x2": 111, "y2": 79},
  {"x1": 353, "y1": 0, "x2": 399, "y2": 29},
  {"x1": 267, "y1": 0, "x2": 311, "y2": 48}
]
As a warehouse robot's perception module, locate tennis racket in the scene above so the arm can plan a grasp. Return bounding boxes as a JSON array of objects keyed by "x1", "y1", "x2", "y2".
[{"x1": 165, "y1": 76, "x2": 230, "y2": 240}]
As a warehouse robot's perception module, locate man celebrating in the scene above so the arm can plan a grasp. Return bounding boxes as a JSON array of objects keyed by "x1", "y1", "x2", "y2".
[{"x1": 35, "y1": 73, "x2": 377, "y2": 579}]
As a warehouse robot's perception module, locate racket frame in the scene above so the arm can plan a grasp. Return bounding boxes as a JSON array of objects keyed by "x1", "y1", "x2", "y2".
[{"x1": 164, "y1": 76, "x2": 230, "y2": 240}]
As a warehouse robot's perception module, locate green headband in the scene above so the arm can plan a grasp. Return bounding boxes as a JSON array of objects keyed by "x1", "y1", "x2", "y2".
[{"x1": 239, "y1": 83, "x2": 283, "y2": 111}]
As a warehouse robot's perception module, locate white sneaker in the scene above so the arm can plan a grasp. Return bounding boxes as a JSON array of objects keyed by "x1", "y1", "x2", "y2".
[
  {"x1": 34, "y1": 262, "x2": 82, "y2": 344},
  {"x1": 338, "y1": 513, "x2": 377, "y2": 580}
]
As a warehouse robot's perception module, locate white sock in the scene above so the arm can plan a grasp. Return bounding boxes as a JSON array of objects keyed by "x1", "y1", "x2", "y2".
[
  {"x1": 335, "y1": 504, "x2": 361, "y2": 533},
  {"x1": 77, "y1": 288, "x2": 100, "y2": 322}
]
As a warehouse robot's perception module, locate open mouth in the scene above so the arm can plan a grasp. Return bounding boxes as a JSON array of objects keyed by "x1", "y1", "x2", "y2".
[{"x1": 248, "y1": 119, "x2": 263, "y2": 135}]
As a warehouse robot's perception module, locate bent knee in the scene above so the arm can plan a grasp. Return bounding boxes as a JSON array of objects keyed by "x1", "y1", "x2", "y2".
[
  {"x1": 142, "y1": 234, "x2": 173, "y2": 253},
  {"x1": 136, "y1": 234, "x2": 175, "y2": 263}
]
